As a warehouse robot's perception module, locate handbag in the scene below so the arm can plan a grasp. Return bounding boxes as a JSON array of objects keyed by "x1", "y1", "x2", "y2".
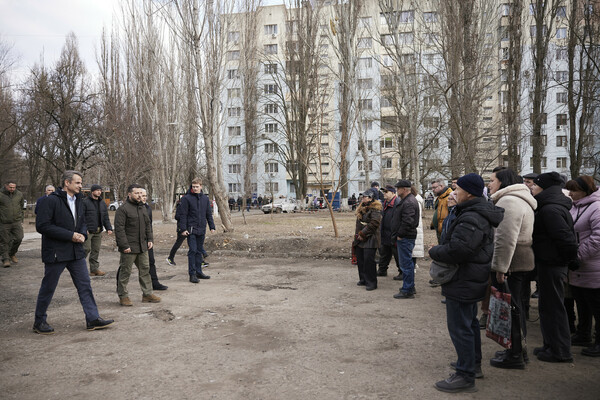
[
  {"x1": 428, "y1": 260, "x2": 458, "y2": 285},
  {"x1": 486, "y1": 283, "x2": 512, "y2": 349}
]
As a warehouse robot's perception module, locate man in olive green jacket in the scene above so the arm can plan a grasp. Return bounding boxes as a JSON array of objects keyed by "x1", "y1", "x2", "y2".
[
  {"x1": 114, "y1": 184, "x2": 160, "y2": 306},
  {"x1": 0, "y1": 181, "x2": 24, "y2": 267}
]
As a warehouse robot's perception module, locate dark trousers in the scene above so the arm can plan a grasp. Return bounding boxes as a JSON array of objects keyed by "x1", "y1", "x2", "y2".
[
  {"x1": 35, "y1": 258, "x2": 100, "y2": 324},
  {"x1": 492, "y1": 271, "x2": 528, "y2": 354},
  {"x1": 446, "y1": 299, "x2": 480, "y2": 383},
  {"x1": 538, "y1": 265, "x2": 572, "y2": 359},
  {"x1": 572, "y1": 285, "x2": 600, "y2": 344},
  {"x1": 356, "y1": 247, "x2": 377, "y2": 288},
  {"x1": 187, "y1": 233, "x2": 206, "y2": 276},
  {"x1": 378, "y1": 243, "x2": 399, "y2": 272},
  {"x1": 148, "y1": 248, "x2": 159, "y2": 285},
  {"x1": 168, "y1": 231, "x2": 186, "y2": 260}
]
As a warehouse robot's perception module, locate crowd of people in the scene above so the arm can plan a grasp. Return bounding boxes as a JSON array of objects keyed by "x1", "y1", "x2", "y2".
[
  {"x1": 1, "y1": 166, "x2": 598, "y2": 393},
  {"x1": 351, "y1": 169, "x2": 599, "y2": 393}
]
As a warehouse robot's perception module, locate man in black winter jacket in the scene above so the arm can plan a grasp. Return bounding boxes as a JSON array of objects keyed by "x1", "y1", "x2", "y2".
[
  {"x1": 376, "y1": 185, "x2": 400, "y2": 278},
  {"x1": 176, "y1": 178, "x2": 215, "y2": 283},
  {"x1": 530, "y1": 171, "x2": 578, "y2": 363},
  {"x1": 82, "y1": 184, "x2": 112, "y2": 276},
  {"x1": 429, "y1": 173, "x2": 504, "y2": 393},
  {"x1": 33, "y1": 170, "x2": 113, "y2": 334}
]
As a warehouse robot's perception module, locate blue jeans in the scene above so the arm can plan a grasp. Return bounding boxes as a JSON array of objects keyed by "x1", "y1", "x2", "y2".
[
  {"x1": 446, "y1": 299, "x2": 481, "y2": 382},
  {"x1": 396, "y1": 238, "x2": 415, "y2": 294},
  {"x1": 35, "y1": 258, "x2": 100, "y2": 324},
  {"x1": 187, "y1": 233, "x2": 206, "y2": 276}
]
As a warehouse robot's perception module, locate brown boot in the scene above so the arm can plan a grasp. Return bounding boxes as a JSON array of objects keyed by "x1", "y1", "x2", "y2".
[
  {"x1": 142, "y1": 294, "x2": 161, "y2": 303},
  {"x1": 3, "y1": 259, "x2": 10, "y2": 268},
  {"x1": 10, "y1": 255, "x2": 18, "y2": 263},
  {"x1": 119, "y1": 297, "x2": 133, "y2": 306},
  {"x1": 90, "y1": 270, "x2": 106, "y2": 276}
]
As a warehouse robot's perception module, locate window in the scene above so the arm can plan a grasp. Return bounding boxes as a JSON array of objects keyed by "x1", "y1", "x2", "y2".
[
  {"x1": 556, "y1": 47, "x2": 568, "y2": 60},
  {"x1": 228, "y1": 107, "x2": 241, "y2": 117},
  {"x1": 398, "y1": 32, "x2": 414, "y2": 45},
  {"x1": 500, "y1": 4, "x2": 511, "y2": 16},
  {"x1": 264, "y1": 44, "x2": 278, "y2": 54},
  {"x1": 557, "y1": 6, "x2": 567, "y2": 18},
  {"x1": 556, "y1": 157, "x2": 568, "y2": 168},
  {"x1": 425, "y1": 33, "x2": 438, "y2": 45},
  {"x1": 556, "y1": 92, "x2": 568, "y2": 104},
  {"x1": 228, "y1": 126, "x2": 241, "y2": 136},
  {"x1": 251, "y1": 183, "x2": 258, "y2": 193},
  {"x1": 530, "y1": 157, "x2": 547, "y2": 168},
  {"x1": 264, "y1": 84, "x2": 278, "y2": 94},
  {"x1": 287, "y1": 20, "x2": 298, "y2": 34},
  {"x1": 228, "y1": 164, "x2": 241, "y2": 174},
  {"x1": 423, "y1": 12, "x2": 437, "y2": 22},
  {"x1": 358, "y1": 37, "x2": 372, "y2": 49},
  {"x1": 530, "y1": 113, "x2": 547, "y2": 124},
  {"x1": 380, "y1": 137, "x2": 393, "y2": 148},
  {"x1": 380, "y1": 97, "x2": 392, "y2": 108},
  {"x1": 424, "y1": 117, "x2": 439, "y2": 128},
  {"x1": 266, "y1": 182, "x2": 279, "y2": 192},
  {"x1": 320, "y1": 43, "x2": 329, "y2": 53},
  {"x1": 264, "y1": 143, "x2": 278, "y2": 153},
  {"x1": 357, "y1": 160, "x2": 373, "y2": 171},
  {"x1": 362, "y1": 120, "x2": 373, "y2": 131},
  {"x1": 264, "y1": 24, "x2": 278, "y2": 35},
  {"x1": 227, "y1": 69, "x2": 239, "y2": 79},
  {"x1": 228, "y1": 31, "x2": 240, "y2": 43},
  {"x1": 367, "y1": 140, "x2": 373, "y2": 151},
  {"x1": 359, "y1": 99, "x2": 373, "y2": 110},
  {"x1": 530, "y1": 25, "x2": 547, "y2": 37},
  {"x1": 424, "y1": 95, "x2": 438, "y2": 107},
  {"x1": 381, "y1": 34, "x2": 394, "y2": 46},
  {"x1": 265, "y1": 123, "x2": 278, "y2": 133},
  {"x1": 227, "y1": 51, "x2": 240, "y2": 61},
  {"x1": 381, "y1": 54, "x2": 393, "y2": 66},
  {"x1": 529, "y1": 135, "x2": 547, "y2": 146},
  {"x1": 358, "y1": 16, "x2": 372, "y2": 28},
  {"x1": 358, "y1": 78, "x2": 373, "y2": 90},
  {"x1": 380, "y1": 12, "x2": 394, "y2": 25},
  {"x1": 399, "y1": 10, "x2": 414, "y2": 23},
  {"x1": 358, "y1": 181, "x2": 367, "y2": 192},
  {"x1": 227, "y1": 88, "x2": 240, "y2": 99},
  {"x1": 556, "y1": 136, "x2": 568, "y2": 147},
  {"x1": 382, "y1": 158, "x2": 393, "y2": 169},
  {"x1": 265, "y1": 162, "x2": 279, "y2": 173},
  {"x1": 556, "y1": 114, "x2": 567, "y2": 128},
  {"x1": 265, "y1": 103, "x2": 278, "y2": 114},
  {"x1": 228, "y1": 183, "x2": 241, "y2": 193},
  {"x1": 556, "y1": 70, "x2": 568, "y2": 82},
  {"x1": 556, "y1": 27, "x2": 567, "y2": 39},
  {"x1": 358, "y1": 57, "x2": 372, "y2": 68},
  {"x1": 264, "y1": 63, "x2": 277, "y2": 74},
  {"x1": 228, "y1": 145, "x2": 241, "y2": 155}
]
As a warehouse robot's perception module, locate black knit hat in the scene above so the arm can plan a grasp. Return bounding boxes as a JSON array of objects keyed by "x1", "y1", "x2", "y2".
[
  {"x1": 90, "y1": 184, "x2": 102, "y2": 192},
  {"x1": 370, "y1": 181, "x2": 380, "y2": 188},
  {"x1": 363, "y1": 188, "x2": 378, "y2": 198},
  {"x1": 534, "y1": 172, "x2": 563, "y2": 189},
  {"x1": 456, "y1": 173, "x2": 484, "y2": 197}
]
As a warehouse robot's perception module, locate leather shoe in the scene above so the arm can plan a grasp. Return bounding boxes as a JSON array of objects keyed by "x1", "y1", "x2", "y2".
[
  {"x1": 581, "y1": 344, "x2": 600, "y2": 357},
  {"x1": 152, "y1": 283, "x2": 168, "y2": 291},
  {"x1": 393, "y1": 291, "x2": 415, "y2": 299},
  {"x1": 571, "y1": 334, "x2": 593, "y2": 346},
  {"x1": 490, "y1": 352, "x2": 525, "y2": 369},
  {"x1": 33, "y1": 321, "x2": 55, "y2": 335},
  {"x1": 196, "y1": 272, "x2": 211, "y2": 279},
  {"x1": 356, "y1": 280, "x2": 366, "y2": 286},
  {"x1": 533, "y1": 345, "x2": 549, "y2": 356},
  {"x1": 393, "y1": 273, "x2": 403, "y2": 281},
  {"x1": 190, "y1": 274, "x2": 199, "y2": 283},
  {"x1": 495, "y1": 348, "x2": 529, "y2": 363},
  {"x1": 536, "y1": 350, "x2": 573, "y2": 363},
  {"x1": 365, "y1": 285, "x2": 377, "y2": 291},
  {"x1": 90, "y1": 270, "x2": 106, "y2": 276},
  {"x1": 86, "y1": 318, "x2": 114, "y2": 331},
  {"x1": 376, "y1": 269, "x2": 387, "y2": 276}
]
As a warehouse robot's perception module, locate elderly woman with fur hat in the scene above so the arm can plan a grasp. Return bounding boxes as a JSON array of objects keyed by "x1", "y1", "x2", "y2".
[{"x1": 353, "y1": 188, "x2": 382, "y2": 291}]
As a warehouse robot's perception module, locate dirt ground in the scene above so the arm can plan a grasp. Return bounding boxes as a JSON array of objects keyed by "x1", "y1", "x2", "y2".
[{"x1": 1, "y1": 209, "x2": 598, "y2": 399}]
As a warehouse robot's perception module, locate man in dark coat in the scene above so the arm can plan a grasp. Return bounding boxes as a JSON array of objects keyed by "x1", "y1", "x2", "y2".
[
  {"x1": 376, "y1": 185, "x2": 400, "y2": 278},
  {"x1": 429, "y1": 173, "x2": 504, "y2": 393},
  {"x1": 141, "y1": 188, "x2": 167, "y2": 291},
  {"x1": 33, "y1": 170, "x2": 113, "y2": 334},
  {"x1": 114, "y1": 184, "x2": 160, "y2": 306},
  {"x1": 530, "y1": 171, "x2": 578, "y2": 363},
  {"x1": 176, "y1": 178, "x2": 216, "y2": 283},
  {"x1": 82, "y1": 184, "x2": 113, "y2": 276},
  {"x1": 34, "y1": 185, "x2": 55, "y2": 215},
  {"x1": 0, "y1": 180, "x2": 25, "y2": 267},
  {"x1": 392, "y1": 179, "x2": 421, "y2": 299}
]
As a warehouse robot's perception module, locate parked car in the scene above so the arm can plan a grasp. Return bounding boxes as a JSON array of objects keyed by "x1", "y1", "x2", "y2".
[
  {"x1": 262, "y1": 198, "x2": 298, "y2": 214},
  {"x1": 109, "y1": 201, "x2": 122, "y2": 211}
]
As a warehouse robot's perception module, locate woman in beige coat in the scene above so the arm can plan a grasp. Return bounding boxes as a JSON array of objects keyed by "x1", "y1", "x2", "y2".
[{"x1": 487, "y1": 168, "x2": 537, "y2": 369}]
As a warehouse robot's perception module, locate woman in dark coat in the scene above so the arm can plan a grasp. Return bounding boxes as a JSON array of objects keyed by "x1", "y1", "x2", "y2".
[{"x1": 353, "y1": 188, "x2": 382, "y2": 291}]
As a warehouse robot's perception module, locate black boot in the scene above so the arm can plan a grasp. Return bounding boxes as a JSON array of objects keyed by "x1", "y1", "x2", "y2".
[
  {"x1": 376, "y1": 268, "x2": 387, "y2": 277},
  {"x1": 490, "y1": 351, "x2": 525, "y2": 369}
]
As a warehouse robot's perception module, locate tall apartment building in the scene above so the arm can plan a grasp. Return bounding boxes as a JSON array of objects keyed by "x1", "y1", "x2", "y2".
[{"x1": 222, "y1": 0, "x2": 599, "y2": 200}]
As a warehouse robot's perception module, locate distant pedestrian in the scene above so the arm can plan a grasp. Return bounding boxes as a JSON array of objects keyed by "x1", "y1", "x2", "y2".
[
  {"x1": 33, "y1": 170, "x2": 114, "y2": 334},
  {"x1": 430, "y1": 178, "x2": 453, "y2": 244},
  {"x1": 353, "y1": 188, "x2": 382, "y2": 291},
  {"x1": 376, "y1": 185, "x2": 400, "y2": 278},
  {"x1": 35, "y1": 185, "x2": 55, "y2": 215},
  {"x1": 0, "y1": 180, "x2": 24, "y2": 267}
]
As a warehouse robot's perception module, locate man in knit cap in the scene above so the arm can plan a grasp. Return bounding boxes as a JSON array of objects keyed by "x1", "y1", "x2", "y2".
[{"x1": 430, "y1": 173, "x2": 504, "y2": 393}]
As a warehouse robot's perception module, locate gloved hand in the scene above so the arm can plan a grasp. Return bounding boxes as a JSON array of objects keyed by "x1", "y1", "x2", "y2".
[{"x1": 568, "y1": 259, "x2": 581, "y2": 271}]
